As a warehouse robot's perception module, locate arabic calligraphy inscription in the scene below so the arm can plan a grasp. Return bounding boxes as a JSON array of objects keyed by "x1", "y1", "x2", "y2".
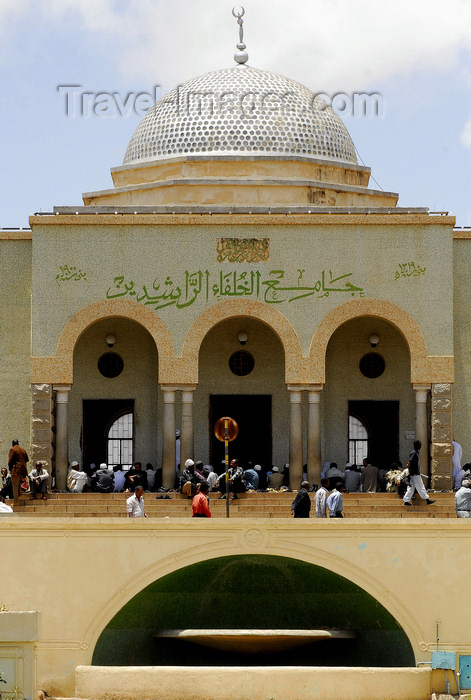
[
  {"x1": 56, "y1": 265, "x2": 87, "y2": 286},
  {"x1": 217, "y1": 238, "x2": 270, "y2": 263},
  {"x1": 105, "y1": 268, "x2": 365, "y2": 312},
  {"x1": 394, "y1": 262, "x2": 426, "y2": 280}
]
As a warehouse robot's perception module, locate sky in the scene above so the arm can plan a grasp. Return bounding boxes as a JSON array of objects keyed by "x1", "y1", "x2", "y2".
[{"x1": 1, "y1": 0, "x2": 471, "y2": 228}]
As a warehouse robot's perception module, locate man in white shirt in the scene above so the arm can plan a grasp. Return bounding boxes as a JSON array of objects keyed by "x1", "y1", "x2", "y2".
[
  {"x1": 202, "y1": 466, "x2": 218, "y2": 491},
  {"x1": 68, "y1": 461, "x2": 88, "y2": 492},
  {"x1": 126, "y1": 486, "x2": 147, "y2": 518},
  {"x1": 455, "y1": 478, "x2": 471, "y2": 518},
  {"x1": 28, "y1": 461, "x2": 49, "y2": 500},
  {"x1": 327, "y1": 482, "x2": 344, "y2": 518},
  {"x1": 315, "y1": 478, "x2": 330, "y2": 518},
  {"x1": 454, "y1": 463, "x2": 471, "y2": 490}
]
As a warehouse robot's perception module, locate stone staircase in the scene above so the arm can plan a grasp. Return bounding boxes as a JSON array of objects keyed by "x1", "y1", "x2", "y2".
[{"x1": 10, "y1": 490, "x2": 456, "y2": 518}]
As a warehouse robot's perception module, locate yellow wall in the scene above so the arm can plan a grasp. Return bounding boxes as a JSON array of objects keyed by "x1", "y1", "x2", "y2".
[
  {"x1": 75, "y1": 664, "x2": 433, "y2": 700},
  {"x1": 0, "y1": 517, "x2": 469, "y2": 697},
  {"x1": 0, "y1": 238, "x2": 32, "y2": 453},
  {"x1": 30, "y1": 218, "x2": 454, "y2": 360},
  {"x1": 453, "y1": 237, "x2": 471, "y2": 451}
]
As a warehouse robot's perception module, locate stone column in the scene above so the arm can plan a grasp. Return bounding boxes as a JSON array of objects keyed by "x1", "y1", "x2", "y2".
[
  {"x1": 307, "y1": 385, "x2": 323, "y2": 487},
  {"x1": 430, "y1": 383, "x2": 453, "y2": 490},
  {"x1": 162, "y1": 387, "x2": 176, "y2": 489},
  {"x1": 288, "y1": 387, "x2": 303, "y2": 490},
  {"x1": 53, "y1": 385, "x2": 71, "y2": 491},
  {"x1": 31, "y1": 384, "x2": 54, "y2": 465},
  {"x1": 413, "y1": 384, "x2": 430, "y2": 478},
  {"x1": 180, "y1": 386, "x2": 196, "y2": 468}
]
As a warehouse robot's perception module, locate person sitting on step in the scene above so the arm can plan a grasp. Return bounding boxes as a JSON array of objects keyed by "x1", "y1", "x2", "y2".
[
  {"x1": 180, "y1": 459, "x2": 205, "y2": 497},
  {"x1": 28, "y1": 461, "x2": 49, "y2": 500}
]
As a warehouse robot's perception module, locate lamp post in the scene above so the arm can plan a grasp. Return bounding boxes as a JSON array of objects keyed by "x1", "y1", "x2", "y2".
[{"x1": 214, "y1": 416, "x2": 239, "y2": 518}]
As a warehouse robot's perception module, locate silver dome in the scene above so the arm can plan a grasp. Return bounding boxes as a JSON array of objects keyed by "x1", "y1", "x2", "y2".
[{"x1": 123, "y1": 65, "x2": 358, "y2": 165}]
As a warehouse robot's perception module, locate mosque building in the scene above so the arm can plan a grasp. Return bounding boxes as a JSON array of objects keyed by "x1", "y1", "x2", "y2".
[
  {"x1": 4, "y1": 9, "x2": 471, "y2": 700},
  {"x1": 0, "y1": 8, "x2": 462, "y2": 494}
]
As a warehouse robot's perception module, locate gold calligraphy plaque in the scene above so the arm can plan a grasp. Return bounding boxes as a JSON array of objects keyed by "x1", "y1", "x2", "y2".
[{"x1": 217, "y1": 238, "x2": 270, "y2": 263}]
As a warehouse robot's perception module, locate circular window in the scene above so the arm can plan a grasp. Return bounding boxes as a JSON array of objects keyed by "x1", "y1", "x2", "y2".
[
  {"x1": 98, "y1": 352, "x2": 124, "y2": 378},
  {"x1": 359, "y1": 352, "x2": 385, "y2": 379},
  {"x1": 229, "y1": 350, "x2": 255, "y2": 376}
]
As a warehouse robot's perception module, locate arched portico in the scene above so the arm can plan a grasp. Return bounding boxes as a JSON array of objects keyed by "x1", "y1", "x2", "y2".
[
  {"x1": 30, "y1": 299, "x2": 174, "y2": 487},
  {"x1": 31, "y1": 299, "x2": 175, "y2": 385},
  {"x1": 180, "y1": 298, "x2": 305, "y2": 384},
  {"x1": 309, "y1": 298, "x2": 446, "y2": 384},
  {"x1": 30, "y1": 298, "x2": 308, "y2": 489},
  {"x1": 306, "y1": 299, "x2": 454, "y2": 487},
  {"x1": 168, "y1": 300, "x2": 308, "y2": 484}
]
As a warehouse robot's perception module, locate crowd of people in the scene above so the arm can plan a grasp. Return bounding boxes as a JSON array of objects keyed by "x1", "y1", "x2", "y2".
[
  {"x1": 67, "y1": 461, "x2": 162, "y2": 494},
  {"x1": 4, "y1": 437, "x2": 471, "y2": 518}
]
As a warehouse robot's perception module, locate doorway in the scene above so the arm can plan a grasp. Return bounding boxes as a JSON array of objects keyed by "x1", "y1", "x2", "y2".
[
  {"x1": 348, "y1": 400, "x2": 399, "y2": 468},
  {"x1": 82, "y1": 399, "x2": 134, "y2": 468},
  {"x1": 210, "y1": 395, "x2": 272, "y2": 468}
]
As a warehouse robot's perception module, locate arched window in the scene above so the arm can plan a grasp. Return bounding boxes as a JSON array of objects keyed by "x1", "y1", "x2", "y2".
[
  {"x1": 107, "y1": 412, "x2": 133, "y2": 468},
  {"x1": 348, "y1": 415, "x2": 369, "y2": 465}
]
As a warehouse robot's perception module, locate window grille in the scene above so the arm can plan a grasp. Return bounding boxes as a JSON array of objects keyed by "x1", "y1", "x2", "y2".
[
  {"x1": 107, "y1": 412, "x2": 133, "y2": 468},
  {"x1": 348, "y1": 415, "x2": 369, "y2": 465}
]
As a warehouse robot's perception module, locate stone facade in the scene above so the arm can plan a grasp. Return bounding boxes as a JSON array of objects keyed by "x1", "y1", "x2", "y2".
[
  {"x1": 31, "y1": 383, "x2": 54, "y2": 463},
  {"x1": 431, "y1": 383, "x2": 453, "y2": 490}
]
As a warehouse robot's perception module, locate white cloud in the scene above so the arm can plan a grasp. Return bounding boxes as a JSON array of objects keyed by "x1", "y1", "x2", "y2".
[
  {"x1": 89, "y1": 0, "x2": 471, "y2": 93},
  {"x1": 3, "y1": 0, "x2": 471, "y2": 93}
]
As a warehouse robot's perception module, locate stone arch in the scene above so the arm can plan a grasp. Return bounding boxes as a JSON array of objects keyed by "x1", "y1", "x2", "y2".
[
  {"x1": 180, "y1": 299, "x2": 306, "y2": 384},
  {"x1": 82, "y1": 545, "x2": 423, "y2": 663},
  {"x1": 309, "y1": 298, "x2": 451, "y2": 384},
  {"x1": 31, "y1": 299, "x2": 174, "y2": 384}
]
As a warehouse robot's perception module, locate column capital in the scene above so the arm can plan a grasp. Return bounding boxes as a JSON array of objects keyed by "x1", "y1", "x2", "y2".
[
  {"x1": 413, "y1": 384, "x2": 430, "y2": 403},
  {"x1": 307, "y1": 385, "x2": 323, "y2": 403},
  {"x1": 287, "y1": 384, "x2": 324, "y2": 393},
  {"x1": 53, "y1": 385, "x2": 71, "y2": 403},
  {"x1": 160, "y1": 384, "x2": 197, "y2": 392},
  {"x1": 289, "y1": 391, "x2": 303, "y2": 404},
  {"x1": 162, "y1": 389, "x2": 176, "y2": 403}
]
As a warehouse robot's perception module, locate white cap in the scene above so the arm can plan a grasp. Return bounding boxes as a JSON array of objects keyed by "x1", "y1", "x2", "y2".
[
  {"x1": 100, "y1": 463, "x2": 107, "y2": 469},
  {"x1": 70, "y1": 460, "x2": 79, "y2": 467},
  {"x1": 185, "y1": 459, "x2": 195, "y2": 467},
  {"x1": 254, "y1": 464, "x2": 261, "y2": 471},
  {"x1": 272, "y1": 466, "x2": 279, "y2": 472}
]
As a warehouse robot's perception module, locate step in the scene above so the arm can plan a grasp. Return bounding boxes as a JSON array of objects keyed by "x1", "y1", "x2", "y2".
[{"x1": 8, "y1": 491, "x2": 456, "y2": 519}]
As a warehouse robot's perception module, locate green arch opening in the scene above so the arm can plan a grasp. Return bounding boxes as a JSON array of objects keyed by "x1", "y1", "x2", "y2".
[{"x1": 93, "y1": 555, "x2": 414, "y2": 667}]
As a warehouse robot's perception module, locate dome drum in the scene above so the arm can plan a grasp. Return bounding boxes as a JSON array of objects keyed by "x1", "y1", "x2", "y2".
[{"x1": 83, "y1": 64, "x2": 399, "y2": 209}]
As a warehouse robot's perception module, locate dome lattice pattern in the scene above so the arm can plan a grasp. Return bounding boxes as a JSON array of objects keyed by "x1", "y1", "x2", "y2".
[{"x1": 123, "y1": 65, "x2": 358, "y2": 165}]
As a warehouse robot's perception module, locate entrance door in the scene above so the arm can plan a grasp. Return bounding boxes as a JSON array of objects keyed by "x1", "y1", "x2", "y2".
[
  {"x1": 210, "y1": 395, "x2": 272, "y2": 468},
  {"x1": 348, "y1": 400, "x2": 399, "y2": 468},
  {"x1": 82, "y1": 399, "x2": 134, "y2": 468}
]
